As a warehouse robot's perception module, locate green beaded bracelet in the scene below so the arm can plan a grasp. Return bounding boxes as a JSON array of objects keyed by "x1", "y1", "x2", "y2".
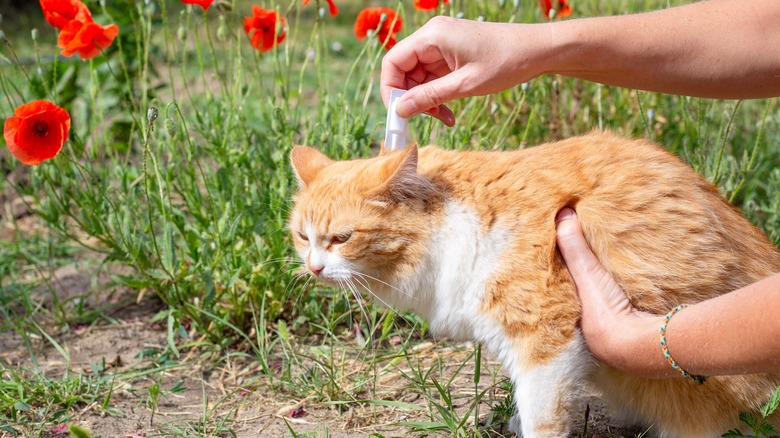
[{"x1": 659, "y1": 304, "x2": 707, "y2": 384}]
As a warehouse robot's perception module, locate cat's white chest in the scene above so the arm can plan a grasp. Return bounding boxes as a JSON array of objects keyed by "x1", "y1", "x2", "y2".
[{"x1": 401, "y1": 201, "x2": 510, "y2": 342}]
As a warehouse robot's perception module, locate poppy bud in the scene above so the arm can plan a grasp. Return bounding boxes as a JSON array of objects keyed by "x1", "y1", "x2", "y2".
[
  {"x1": 319, "y1": 7, "x2": 326, "y2": 18},
  {"x1": 521, "y1": 82, "x2": 529, "y2": 93},
  {"x1": 178, "y1": 25, "x2": 186, "y2": 42},
  {"x1": 165, "y1": 118, "x2": 177, "y2": 138},
  {"x1": 31, "y1": 28, "x2": 38, "y2": 41},
  {"x1": 147, "y1": 107, "x2": 158, "y2": 124},
  {"x1": 217, "y1": 15, "x2": 226, "y2": 41},
  {"x1": 456, "y1": 12, "x2": 464, "y2": 18},
  {"x1": 549, "y1": 9, "x2": 557, "y2": 20}
]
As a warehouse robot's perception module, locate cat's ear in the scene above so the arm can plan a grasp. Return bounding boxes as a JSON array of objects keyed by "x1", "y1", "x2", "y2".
[
  {"x1": 372, "y1": 144, "x2": 434, "y2": 203},
  {"x1": 290, "y1": 146, "x2": 333, "y2": 187}
]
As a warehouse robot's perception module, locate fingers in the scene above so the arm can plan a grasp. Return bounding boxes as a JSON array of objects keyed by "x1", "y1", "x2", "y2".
[
  {"x1": 555, "y1": 208, "x2": 635, "y2": 315},
  {"x1": 380, "y1": 18, "x2": 460, "y2": 126},
  {"x1": 429, "y1": 104, "x2": 456, "y2": 127},
  {"x1": 380, "y1": 35, "x2": 427, "y2": 107},
  {"x1": 555, "y1": 208, "x2": 604, "y2": 291},
  {"x1": 395, "y1": 76, "x2": 462, "y2": 125},
  {"x1": 381, "y1": 55, "x2": 458, "y2": 126}
]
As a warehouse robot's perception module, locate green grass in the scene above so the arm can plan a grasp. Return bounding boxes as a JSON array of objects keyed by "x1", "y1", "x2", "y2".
[{"x1": 1, "y1": 0, "x2": 779, "y2": 437}]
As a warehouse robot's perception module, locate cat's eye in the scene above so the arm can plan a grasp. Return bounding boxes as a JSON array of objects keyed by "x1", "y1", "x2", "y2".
[
  {"x1": 296, "y1": 231, "x2": 309, "y2": 242},
  {"x1": 331, "y1": 232, "x2": 352, "y2": 245}
]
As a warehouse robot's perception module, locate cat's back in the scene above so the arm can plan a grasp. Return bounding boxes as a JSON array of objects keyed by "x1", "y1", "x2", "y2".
[{"x1": 419, "y1": 131, "x2": 780, "y2": 312}]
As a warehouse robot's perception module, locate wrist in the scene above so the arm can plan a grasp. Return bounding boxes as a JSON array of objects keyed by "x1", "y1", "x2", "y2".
[
  {"x1": 600, "y1": 313, "x2": 674, "y2": 378},
  {"x1": 500, "y1": 23, "x2": 557, "y2": 84},
  {"x1": 537, "y1": 18, "x2": 589, "y2": 77}
]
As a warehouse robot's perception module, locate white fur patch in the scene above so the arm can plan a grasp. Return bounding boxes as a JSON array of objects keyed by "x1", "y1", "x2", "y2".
[
  {"x1": 387, "y1": 201, "x2": 510, "y2": 339},
  {"x1": 511, "y1": 335, "x2": 592, "y2": 436}
]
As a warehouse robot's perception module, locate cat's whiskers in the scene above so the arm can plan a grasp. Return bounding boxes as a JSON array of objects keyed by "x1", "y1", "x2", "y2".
[
  {"x1": 283, "y1": 269, "x2": 312, "y2": 305},
  {"x1": 335, "y1": 277, "x2": 375, "y2": 342},
  {"x1": 347, "y1": 270, "x2": 401, "y2": 311},
  {"x1": 341, "y1": 277, "x2": 372, "y2": 329},
  {"x1": 350, "y1": 271, "x2": 413, "y2": 299},
  {"x1": 256, "y1": 256, "x2": 300, "y2": 265}
]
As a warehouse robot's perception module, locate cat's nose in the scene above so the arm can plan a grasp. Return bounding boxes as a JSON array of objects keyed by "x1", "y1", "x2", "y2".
[{"x1": 309, "y1": 264, "x2": 324, "y2": 276}]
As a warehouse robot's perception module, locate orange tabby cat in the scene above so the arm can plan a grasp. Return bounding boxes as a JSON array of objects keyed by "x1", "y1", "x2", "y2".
[{"x1": 289, "y1": 131, "x2": 780, "y2": 437}]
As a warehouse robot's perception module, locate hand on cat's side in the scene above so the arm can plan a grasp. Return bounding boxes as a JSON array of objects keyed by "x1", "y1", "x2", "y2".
[
  {"x1": 555, "y1": 207, "x2": 668, "y2": 376},
  {"x1": 557, "y1": 207, "x2": 780, "y2": 377}
]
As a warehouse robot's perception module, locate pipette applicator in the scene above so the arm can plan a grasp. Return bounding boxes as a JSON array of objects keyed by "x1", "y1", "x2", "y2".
[{"x1": 385, "y1": 88, "x2": 409, "y2": 151}]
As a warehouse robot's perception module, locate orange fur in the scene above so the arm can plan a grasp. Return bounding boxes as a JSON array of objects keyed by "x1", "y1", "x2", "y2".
[{"x1": 289, "y1": 131, "x2": 780, "y2": 437}]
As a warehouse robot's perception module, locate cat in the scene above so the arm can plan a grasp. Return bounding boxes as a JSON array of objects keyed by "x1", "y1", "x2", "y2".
[{"x1": 288, "y1": 131, "x2": 780, "y2": 437}]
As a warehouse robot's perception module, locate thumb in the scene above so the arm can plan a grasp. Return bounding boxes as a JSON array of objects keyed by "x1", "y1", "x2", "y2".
[
  {"x1": 396, "y1": 76, "x2": 462, "y2": 126},
  {"x1": 555, "y1": 208, "x2": 632, "y2": 313}
]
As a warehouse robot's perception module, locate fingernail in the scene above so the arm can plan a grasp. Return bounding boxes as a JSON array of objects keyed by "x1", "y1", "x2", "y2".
[
  {"x1": 555, "y1": 207, "x2": 576, "y2": 224},
  {"x1": 441, "y1": 111, "x2": 455, "y2": 127},
  {"x1": 396, "y1": 98, "x2": 417, "y2": 117}
]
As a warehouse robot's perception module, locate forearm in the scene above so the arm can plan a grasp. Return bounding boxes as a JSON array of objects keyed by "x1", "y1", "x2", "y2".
[
  {"x1": 615, "y1": 272, "x2": 780, "y2": 377},
  {"x1": 544, "y1": 0, "x2": 780, "y2": 99}
]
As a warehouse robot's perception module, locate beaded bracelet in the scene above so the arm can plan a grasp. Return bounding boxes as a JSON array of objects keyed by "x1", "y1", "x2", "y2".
[{"x1": 659, "y1": 304, "x2": 707, "y2": 384}]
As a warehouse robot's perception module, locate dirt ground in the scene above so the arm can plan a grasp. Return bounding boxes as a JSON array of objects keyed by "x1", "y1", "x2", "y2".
[{"x1": 0, "y1": 211, "x2": 647, "y2": 438}]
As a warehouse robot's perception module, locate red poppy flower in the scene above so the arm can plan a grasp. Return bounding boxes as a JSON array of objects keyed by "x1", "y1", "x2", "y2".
[
  {"x1": 180, "y1": 0, "x2": 214, "y2": 10},
  {"x1": 58, "y1": 19, "x2": 119, "y2": 59},
  {"x1": 243, "y1": 6, "x2": 287, "y2": 53},
  {"x1": 413, "y1": 0, "x2": 449, "y2": 12},
  {"x1": 302, "y1": 0, "x2": 338, "y2": 16},
  {"x1": 539, "y1": 0, "x2": 572, "y2": 19},
  {"x1": 39, "y1": 0, "x2": 91, "y2": 30},
  {"x1": 3, "y1": 100, "x2": 71, "y2": 166},
  {"x1": 354, "y1": 8, "x2": 402, "y2": 50}
]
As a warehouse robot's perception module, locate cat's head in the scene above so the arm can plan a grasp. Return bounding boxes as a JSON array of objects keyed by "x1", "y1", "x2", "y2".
[{"x1": 288, "y1": 145, "x2": 440, "y2": 291}]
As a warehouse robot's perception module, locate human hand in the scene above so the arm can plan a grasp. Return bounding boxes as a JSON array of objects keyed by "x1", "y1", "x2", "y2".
[
  {"x1": 380, "y1": 17, "x2": 551, "y2": 126},
  {"x1": 555, "y1": 207, "x2": 659, "y2": 366}
]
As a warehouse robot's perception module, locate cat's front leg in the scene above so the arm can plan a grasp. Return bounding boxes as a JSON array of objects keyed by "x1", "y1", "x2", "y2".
[{"x1": 508, "y1": 335, "x2": 593, "y2": 437}]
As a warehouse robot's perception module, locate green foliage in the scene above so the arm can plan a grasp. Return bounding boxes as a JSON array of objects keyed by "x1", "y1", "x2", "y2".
[
  {"x1": 0, "y1": 365, "x2": 114, "y2": 437},
  {"x1": 68, "y1": 425, "x2": 95, "y2": 438},
  {"x1": 723, "y1": 386, "x2": 780, "y2": 438}
]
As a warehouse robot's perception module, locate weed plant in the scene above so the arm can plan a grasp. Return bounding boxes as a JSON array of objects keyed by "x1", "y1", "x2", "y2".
[{"x1": 1, "y1": 0, "x2": 779, "y2": 436}]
